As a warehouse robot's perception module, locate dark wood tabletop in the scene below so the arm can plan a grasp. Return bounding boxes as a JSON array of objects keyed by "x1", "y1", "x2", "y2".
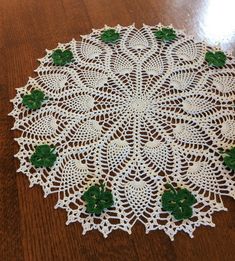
[{"x1": 1, "y1": 0, "x2": 235, "y2": 260}]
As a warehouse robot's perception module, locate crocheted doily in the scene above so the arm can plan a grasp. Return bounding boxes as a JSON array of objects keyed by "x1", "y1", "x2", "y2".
[{"x1": 10, "y1": 24, "x2": 235, "y2": 240}]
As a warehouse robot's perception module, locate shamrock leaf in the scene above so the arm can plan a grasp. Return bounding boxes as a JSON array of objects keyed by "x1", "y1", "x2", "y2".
[
  {"x1": 220, "y1": 147, "x2": 235, "y2": 170},
  {"x1": 51, "y1": 49, "x2": 73, "y2": 66},
  {"x1": 161, "y1": 184, "x2": 197, "y2": 220},
  {"x1": 205, "y1": 51, "x2": 226, "y2": 67},
  {"x1": 101, "y1": 29, "x2": 120, "y2": 43},
  {"x1": 81, "y1": 183, "x2": 114, "y2": 215},
  {"x1": 22, "y1": 90, "x2": 45, "y2": 110},
  {"x1": 154, "y1": 28, "x2": 177, "y2": 41},
  {"x1": 30, "y1": 144, "x2": 57, "y2": 168}
]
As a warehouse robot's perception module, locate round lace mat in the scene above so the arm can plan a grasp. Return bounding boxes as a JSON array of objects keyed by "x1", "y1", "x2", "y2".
[{"x1": 10, "y1": 24, "x2": 235, "y2": 240}]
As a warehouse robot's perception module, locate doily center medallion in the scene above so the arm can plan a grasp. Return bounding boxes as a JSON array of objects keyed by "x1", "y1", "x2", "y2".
[
  {"x1": 129, "y1": 97, "x2": 150, "y2": 113},
  {"x1": 10, "y1": 24, "x2": 235, "y2": 240}
]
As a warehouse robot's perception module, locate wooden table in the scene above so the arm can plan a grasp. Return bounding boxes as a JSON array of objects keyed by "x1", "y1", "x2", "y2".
[{"x1": 1, "y1": 0, "x2": 235, "y2": 260}]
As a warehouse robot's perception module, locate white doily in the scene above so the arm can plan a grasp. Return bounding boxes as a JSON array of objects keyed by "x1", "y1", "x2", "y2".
[{"x1": 10, "y1": 24, "x2": 235, "y2": 240}]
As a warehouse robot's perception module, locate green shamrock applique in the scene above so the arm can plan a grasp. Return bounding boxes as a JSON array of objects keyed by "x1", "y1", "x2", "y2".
[
  {"x1": 205, "y1": 51, "x2": 226, "y2": 67},
  {"x1": 161, "y1": 184, "x2": 197, "y2": 220},
  {"x1": 154, "y1": 28, "x2": 177, "y2": 42},
  {"x1": 51, "y1": 49, "x2": 73, "y2": 66},
  {"x1": 81, "y1": 183, "x2": 114, "y2": 215},
  {"x1": 30, "y1": 145, "x2": 57, "y2": 168},
  {"x1": 220, "y1": 147, "x2": 235, "y2": 170},
  {"x1": 22, "y1": 90, "x2": 46, "y2": 110},
  {"x1": 101, "y1": 29, "x2": 120, "y2": 43}
]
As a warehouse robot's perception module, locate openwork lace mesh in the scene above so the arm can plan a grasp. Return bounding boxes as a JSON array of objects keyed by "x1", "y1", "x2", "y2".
[{"x1": 10, "y1": 24, "x2": 235, "y2": 240}]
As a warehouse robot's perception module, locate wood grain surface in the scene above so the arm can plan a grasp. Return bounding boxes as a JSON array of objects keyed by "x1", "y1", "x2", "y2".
[{"x1": 1, "y1": 0, "x2": 235, "y2": 260}]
